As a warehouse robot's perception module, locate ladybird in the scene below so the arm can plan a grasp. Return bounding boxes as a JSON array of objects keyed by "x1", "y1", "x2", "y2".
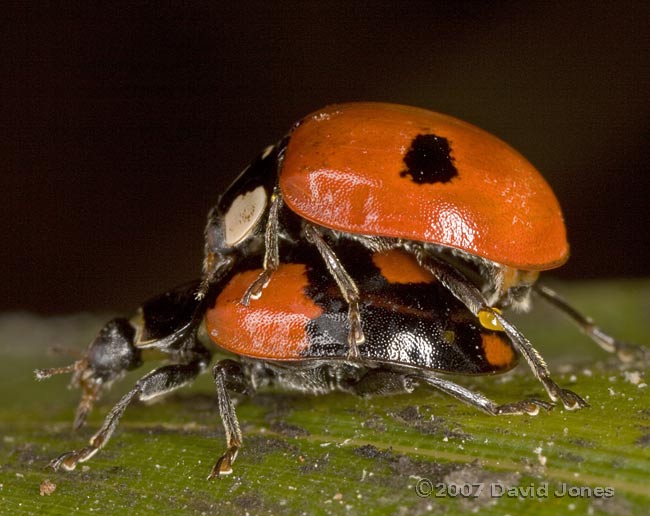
[{"x1": 36, "y1": 102, "x2": 637, "y2": 479}]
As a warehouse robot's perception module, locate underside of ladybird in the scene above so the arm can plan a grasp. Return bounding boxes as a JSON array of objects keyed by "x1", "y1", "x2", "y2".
[{"x1": 36, "y1": 102, "x2": 642, "y2": 480}]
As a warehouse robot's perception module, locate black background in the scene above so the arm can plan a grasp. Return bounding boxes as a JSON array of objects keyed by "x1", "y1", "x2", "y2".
[{"x1": 3, "y1": 2, "x2": 648, "y2": 314}]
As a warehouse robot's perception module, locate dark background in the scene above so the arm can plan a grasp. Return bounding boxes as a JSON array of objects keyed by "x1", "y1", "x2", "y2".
[{"x1": 3, "y1": 2, "x2": 648, "y2": 314}]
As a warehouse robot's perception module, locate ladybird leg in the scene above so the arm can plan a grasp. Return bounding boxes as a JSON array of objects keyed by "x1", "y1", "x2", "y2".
[
  {"x1": 413, "y1": 250, "x2": 588, "y2": 411},
  {"x1": 48, "y1": 338, "x2": 210, "y2": 472},
  {"x1": 411, "y1": 374, "x2": 554, "y2": 416},
  {"x1": 492, "y1": 311, "x2": 588, "y2": 410},
  {"x1": 208, "y1": 359, "x2": 249, "y2": 479},
  {"x1": 241, "y1": 191, "x2": 282, "y2": 305},
  {"x1": 533, "y1": 284, "x2": 644, "y2": 362},
  {"x1": 304, "y1": 224, "x2": 365, "y2": 358},
  {"x1": 197, "y1": 251, "x2": 235, "y2": 300},
  {"x1": 35, "y1": 318, "x2": 143, "y2": 430}
]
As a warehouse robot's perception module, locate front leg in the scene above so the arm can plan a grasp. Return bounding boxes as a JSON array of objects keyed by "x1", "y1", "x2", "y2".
[
  {"x1": 49, "y1": 338, "x2": 210, "y2": 471},
  {"x1": 241, "y1": 190, "x2": 282, "y2": 304},
  {"x1": 36, "y1": 281, "x2": 204, "y2": 429}
]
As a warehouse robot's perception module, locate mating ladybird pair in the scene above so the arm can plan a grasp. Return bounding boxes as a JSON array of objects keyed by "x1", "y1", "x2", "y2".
[{"x1": 37, "y1": 102, "x2": 635, "y2": 479}]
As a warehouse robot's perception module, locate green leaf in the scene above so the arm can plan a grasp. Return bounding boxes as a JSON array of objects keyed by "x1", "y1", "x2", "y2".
[{"x1": 1, "y1": 280, "x2": 649, "y2": 515}]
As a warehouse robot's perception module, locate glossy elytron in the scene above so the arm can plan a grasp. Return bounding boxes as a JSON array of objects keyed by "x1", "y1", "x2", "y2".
[
  {"x1": 36, "y1": 102, "x2": 637, "y2": 479},
  {"x1": 280, "y1": 102, "x2": 568, "y2": 270}
]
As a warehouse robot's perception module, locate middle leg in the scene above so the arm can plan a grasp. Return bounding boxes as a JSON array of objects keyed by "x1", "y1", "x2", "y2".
[{"x1": 303, "y1": 224, "x2": 365, "y2": 358}]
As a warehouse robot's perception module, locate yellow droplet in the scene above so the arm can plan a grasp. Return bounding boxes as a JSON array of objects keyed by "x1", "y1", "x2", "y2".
[{"x1": 478, "y1": 308, "x2": 505, "y2": 331}]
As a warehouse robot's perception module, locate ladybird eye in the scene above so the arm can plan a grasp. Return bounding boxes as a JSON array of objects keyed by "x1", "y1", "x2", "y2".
[
  {"x1": 478, "y1": 308, "x2": 505, "y2": 332},
  {"x1": 223, "y1": 186, "x2": 267, "y2": 246}
]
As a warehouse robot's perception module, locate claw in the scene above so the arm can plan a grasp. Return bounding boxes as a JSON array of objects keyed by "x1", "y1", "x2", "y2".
[
  {"x1": 48, "y1": 453, "x2": 77, "y2": 472},
  {"x1": 48, "y1": 446, "x2": 98, "y2": 472},
  {"x1": 496, "y1": 398, "x2": 554, "y2": 416},
  {"x1": 557, "y1": 388, "x2": 589, "y2": 411},
  {"x1": 241, "y1": 271, "x2": 272, "y2": 306},
  {"x1": 207, "y1": 447, "x2": 239, "y2": 480},
  {"x1": 523, "y1": 399, "x2": 555, "y2": 415},
  {"x1": 616, "y1": 341, "x2": 650, "y2": 363}
]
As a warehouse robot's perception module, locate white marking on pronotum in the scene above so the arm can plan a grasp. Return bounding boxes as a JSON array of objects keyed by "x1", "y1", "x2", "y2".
[{"x1": 224, "y1": 186, "x2": 267, "y2": 246}]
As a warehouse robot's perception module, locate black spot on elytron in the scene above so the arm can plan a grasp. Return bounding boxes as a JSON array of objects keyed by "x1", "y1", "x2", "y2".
[{"x1": 400, "y1": 134, "x2": 458, "y2": 185}]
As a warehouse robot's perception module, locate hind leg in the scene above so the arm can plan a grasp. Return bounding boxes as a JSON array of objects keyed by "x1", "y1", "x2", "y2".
[
  {"x1": 347, "y1": 369, "x2": 553, "y2": 415},
  {"x1": 413, "y1": 249, "x2": 588, "y2": 411},
  {"x1": 534, "y1": 284, "x2": 645, "y2": 361}
]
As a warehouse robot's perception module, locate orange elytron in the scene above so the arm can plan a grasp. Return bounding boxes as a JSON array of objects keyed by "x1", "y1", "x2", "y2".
[{"x1": 280, "y1": 102, "x2": 568, "y2": 270}]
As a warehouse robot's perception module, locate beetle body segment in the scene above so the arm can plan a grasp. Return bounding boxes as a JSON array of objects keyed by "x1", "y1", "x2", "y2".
[
  {"x1": 207, "y1": 264, "x2": 323, "y2": 359},
  {"x1": 280, "y1": 102, "x2": 569, "y2": 270},
  {"x1": 207, "y1": 244, "x2": 517, "y2": 374}
]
